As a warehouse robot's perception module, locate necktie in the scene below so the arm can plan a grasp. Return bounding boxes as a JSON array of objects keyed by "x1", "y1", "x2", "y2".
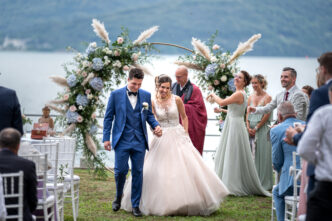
[
  {"x1": 284, "y1": 91, "x2": 289, "y2": 101},
  {"x1": 128, "y1": 91, "x2": 137, "y2": 96}
]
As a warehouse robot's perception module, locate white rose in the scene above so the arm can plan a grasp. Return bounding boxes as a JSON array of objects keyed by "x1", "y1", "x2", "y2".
[
  {"x1": 114, "y1": 50, "x2": 120, "y2": 56},
  {"x1": 142, "y1": 102, "x2": 149, "y2": 110},
  {"x1": 132, "y1": 53, "x2": 139, "y2": 61},
  {"x1": 79, "y1": 105, "x2": 83, "y2": 110},
  {"x1": 220, "y1": 75, "x2": 227, "y2": 82},
  {"x1": 87, "y1": 94, "x2": 93, "y2": 99},
  {"x1": 220, "y1": 63, "x2": 225, "y2": 69},
  {"x1": 212, "y1": 44, "x2": 220, "y2": 50},
  {"x1": 90, "y1": 42, "x2": 97, "y2": 48},
  {"x1": 211, "y1": 56, "x2": 218, "y2": 62}
]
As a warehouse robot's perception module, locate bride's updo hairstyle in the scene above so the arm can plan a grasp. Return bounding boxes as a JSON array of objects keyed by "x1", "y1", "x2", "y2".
[
  {"x1": 157, "y1": 74, "x2": 172, "y2": 87},
  {"x1": 240, "y1": 70, "x2": 252, "y2": 87}
]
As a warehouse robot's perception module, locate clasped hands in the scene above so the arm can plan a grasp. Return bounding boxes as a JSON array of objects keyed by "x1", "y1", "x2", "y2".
[
  {"x1": 284, "y1": 124, "x2": 306, "y2": 145},
  {"x1": 153, "y1": 125, "x2": 162, "y2": 137}
]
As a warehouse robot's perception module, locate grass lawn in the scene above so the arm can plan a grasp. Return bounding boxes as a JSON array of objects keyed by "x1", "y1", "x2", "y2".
[{"x1": 64, "y1": 169, "x2": 272, "y2": 221}]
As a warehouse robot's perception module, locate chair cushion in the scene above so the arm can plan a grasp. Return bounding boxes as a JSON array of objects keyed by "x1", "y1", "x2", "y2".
[
  {"x1": 38, "y1": 195, "x2": 55, "y2": 204},
  {"x1": 64, "y1": 174, "x2": 80, "y2": 181}
]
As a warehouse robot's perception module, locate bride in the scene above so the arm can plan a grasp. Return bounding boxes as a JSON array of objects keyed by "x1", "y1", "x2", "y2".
[{"x1": 121, "y1": 74, "x2": 229, "y2": 216}]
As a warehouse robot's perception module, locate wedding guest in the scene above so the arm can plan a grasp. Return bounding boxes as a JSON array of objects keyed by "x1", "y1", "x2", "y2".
[
  {"x1": 0, "y1": 86, "x2": 23, "y2": 135},
  {"x1": 248, "y1": 67, "x2": 309, "y2": 121},
  {"x1": 0, "y1": 128, "x2": 37, "y2": 221},
  {"x1": 208, "y1": 70, "x2": 270, "y2": 196},
  {"x1": 246, "y1": 74, "x2": 273, "y2": 190},
  {"x1": 285, "y1": 52, "x2": 332, "y2": 197},
  {"x1": 270, "y1": 102, "x2": 303, "y2": 221},
  {"x1": 172, "y1": 66, "x2": 207, "y2": 155},
  {"x1": 302, "y1": 85, "x2": 314, "y2": 99},
  {"x1": 297, "y1": 84, "x2": 332, "y2": 220},
  {"x1": 38, "y1": 106, "x2": 54, "y2": 129}
]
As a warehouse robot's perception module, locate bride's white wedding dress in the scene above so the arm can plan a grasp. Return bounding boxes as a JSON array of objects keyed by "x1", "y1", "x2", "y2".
[{"x1": 121, "y1": 95, "x2": 229, "y2": 216}]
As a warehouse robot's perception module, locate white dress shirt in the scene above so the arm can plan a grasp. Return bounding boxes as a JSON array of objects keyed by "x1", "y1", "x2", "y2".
[
  {"x1": 254, "y1": 85, "x2": 309, "y2": 121},
  {"x1": 127, "y1": 87, "x2": 138, "y2": 109},
  {"x1": 0, "y1": 176, "x2": 6, "y2": 221},
  {"x1": 298, "y1": 104, "x2": 332, "y2": 182}
]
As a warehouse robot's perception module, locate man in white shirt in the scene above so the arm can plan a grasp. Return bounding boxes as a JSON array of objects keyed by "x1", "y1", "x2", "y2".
[
  {"x1": 298, "y1": 84, "x2": 332, "y2": 220},
  {"x1": 248, "y1": 67, "x2": 309, "y2": 121}
]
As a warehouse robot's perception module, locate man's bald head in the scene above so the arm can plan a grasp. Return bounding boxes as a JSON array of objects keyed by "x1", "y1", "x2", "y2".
[{"x1": 175, "y1": 66, "x2": 188, "y2": 87}]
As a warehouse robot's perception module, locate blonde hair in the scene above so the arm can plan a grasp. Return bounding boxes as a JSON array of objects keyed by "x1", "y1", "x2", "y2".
[{"x1": 252, "y1": 74, "x2": 267, "y2": 90}]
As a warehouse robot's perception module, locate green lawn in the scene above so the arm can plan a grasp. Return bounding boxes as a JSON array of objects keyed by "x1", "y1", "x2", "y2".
[{"x1": 64, "y1": 169, "x2": 272, "y2": 221}]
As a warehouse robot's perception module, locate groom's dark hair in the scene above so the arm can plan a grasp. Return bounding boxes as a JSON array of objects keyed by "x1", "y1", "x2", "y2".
[{"x1": 129, "y1": 68, "x2": 144, "y2": 80}]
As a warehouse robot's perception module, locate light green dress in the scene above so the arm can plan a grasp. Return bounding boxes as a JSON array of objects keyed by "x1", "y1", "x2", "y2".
[
  {"x1": 214, "y1": 91, "x2": 271, "y2": 196},
  {"x1": 248, "y1": 99, "x2": 273, "y2": 191}
]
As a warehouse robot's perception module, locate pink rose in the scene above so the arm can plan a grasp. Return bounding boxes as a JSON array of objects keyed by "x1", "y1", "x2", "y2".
[
  {"x1": 76, "y1": 70, "x2": 81, "y2": 75},
  {"x1": 77, "y1": 115, "x2": 83, "y2": 123},
  {"x1": 82, "y1": 72, "x2": 87, "y2": 77},
  {"x1": 208, "y1": 85, "x2": 213, "y2": 91},
  {"x1": 193, "y1": 55, "x2": 196, "y2": 60},
  {"x1": 91, "y1": 113, "x2": 96, "y2": 119},
  {"x1": 85, "y1": 89, "x2": 91, "y2": 95},
  {"x1": 220, "y1": 63, "x2": 225, "y2": 69},
  {"x1": 212, "y1": 44, "x2": 220, "y2": 50},
  {"x1": 214, "y1": 80, "x2": 220, "y2": 86},
  {"x1": 69, "y1": 105, "x2": 77, "y2": 112},
  {"x1": 123, "y1": 65, "x2": 130, "y2": 71},
  {"x1": 63, "y1": 94, "x2": 69, "y2": 100},
  {"x1": 117, "y1": 37, "x2": 124, "y2": 44}
]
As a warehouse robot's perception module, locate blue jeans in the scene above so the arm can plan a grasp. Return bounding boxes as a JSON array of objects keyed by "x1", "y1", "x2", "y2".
[{"x1": 273, "y1": 185, "x2": 293, "y2": 221}]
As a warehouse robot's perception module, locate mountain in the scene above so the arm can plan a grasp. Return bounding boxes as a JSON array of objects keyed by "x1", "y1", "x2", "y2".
[{"x1": 0, "y1": 0, "x2": 331, "y2": 56}]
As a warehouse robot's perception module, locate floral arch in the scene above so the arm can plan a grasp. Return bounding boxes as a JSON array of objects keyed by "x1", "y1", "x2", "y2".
[{"x1": 49, "y1": 19, "x2": 261, "y2": 176}]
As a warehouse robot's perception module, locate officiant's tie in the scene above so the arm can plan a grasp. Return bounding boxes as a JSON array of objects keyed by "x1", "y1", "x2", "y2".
[{"x1": 284, "y1": 91, "x2": 289, "y2": 101}]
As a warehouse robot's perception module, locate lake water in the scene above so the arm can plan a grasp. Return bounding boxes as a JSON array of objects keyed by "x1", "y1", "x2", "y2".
[{"x1": 0, "y1": 52, "x2": 318, "y2": 168}]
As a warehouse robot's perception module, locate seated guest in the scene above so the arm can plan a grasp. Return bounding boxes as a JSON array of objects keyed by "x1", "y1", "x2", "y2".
[
  {"x1": 270, "y1": 102, "x2": 303, "y2": 221},
  {"x1": 298, "y1": 84, "x2": 332, "y2": 220},
  {"x1": 301, "y1": 85, "x2": 314, "y2": 99},
  {"x1": 0, "y1": 128, "x2": 37, "y2": 221}
]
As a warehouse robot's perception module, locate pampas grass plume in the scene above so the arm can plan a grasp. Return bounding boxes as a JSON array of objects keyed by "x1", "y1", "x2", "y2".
[
  {"x1": 191, "y1": 38, "x2": 212, "y2": 61},
  {"x1": 50, "y1": 76, "x2": 69, "y2": 87},
  {"x1": 81, "y1": 73, "x2": 95, "y2": 86},
  {"x1": 85, "y1": 133, "x2": 97, "y2": 156},
  {"x1": 91, "y1": 19, "x2": 110, "y2": 44},
  {"x1": 46, "y1": 104, "x2": 66, "y2": 114},
  {"x1": 133, "y1": 26, "x2": 159, "y2": 45},
  {"x1": 62, "y1": 123, "x2": 76, "y2": 135},
  {"x1": 133, "y1": 64, "x2": 152, "y2": 76},
  {"x1": 174, "y1": 61, "x2": 204, "y2": 71}
]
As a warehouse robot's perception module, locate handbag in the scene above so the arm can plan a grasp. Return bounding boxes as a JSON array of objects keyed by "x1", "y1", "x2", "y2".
[{"x1": 31, "y1": 123, "x2": 49, "y2": 140}]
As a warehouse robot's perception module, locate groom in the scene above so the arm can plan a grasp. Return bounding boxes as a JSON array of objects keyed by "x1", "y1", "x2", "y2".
[{"x1": 103, "y1": 68, "x2": 162, "y2": 217}]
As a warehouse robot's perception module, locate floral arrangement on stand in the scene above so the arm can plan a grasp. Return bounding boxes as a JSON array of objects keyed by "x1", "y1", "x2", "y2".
[
  {"x1": 48, "y1": 19, "x2": 159, "y2": 177},
  {"x1": 176, "y1": 32, "x2": 261, "y2": 130}
]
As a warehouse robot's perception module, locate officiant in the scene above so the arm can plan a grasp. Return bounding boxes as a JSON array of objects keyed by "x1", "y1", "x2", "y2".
[{"x1": 172, "y1": 66, "x2": 207, "y2": 155}]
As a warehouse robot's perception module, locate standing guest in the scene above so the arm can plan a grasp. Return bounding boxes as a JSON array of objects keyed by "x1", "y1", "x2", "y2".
[
  {"x1": 208, "y1": 71, "x2": 270, "y2": 196},
  {"x1": 103, "y1": 68, "x2": 162, "y2": 217},
  {"x1": 297, "y1": 84, "x2": 332, "y2": 220},
  {"x1": 248, "y1": 67, "x2": 308, "y2": 121},
  {"x1": 302, "y1": 85, "x2": 314, "y2": 99},
  {"x1": 0, "y1": 86, "x2": 23, "y2": 135},
  {"x1": 285, "y1": 52, "x2": 332, "y2": 197},
  {"x1": 172, "y1": 66, "x2": 207, "y2": 155},
  {"x1": 246, "y1": 74, "x2": 273, "y2": 190},
  {"x1": 270, "y1": 102, "x2": 303, "y2": 221},
  {"x1": 0, "y1": 128, "x2": 37, "y2": 221}
]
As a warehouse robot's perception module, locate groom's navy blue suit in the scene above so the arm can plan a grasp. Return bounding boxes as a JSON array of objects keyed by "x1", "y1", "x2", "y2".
[{"x1": 103, "y1": 86, "x2": 159, "y2": 207}]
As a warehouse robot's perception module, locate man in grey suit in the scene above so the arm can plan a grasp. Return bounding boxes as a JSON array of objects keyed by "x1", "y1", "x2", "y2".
[{"x1": 248, "y1": 67, "x2": 309, "y2": 121}]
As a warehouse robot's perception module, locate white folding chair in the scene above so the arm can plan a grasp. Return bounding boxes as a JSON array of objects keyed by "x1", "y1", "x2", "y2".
[
  {"x1": 44, "y1": 137, "x2": 79, "y2": 221},
  {"x1": 284, "y1": 152, "x2": 302, "y2": 221},
  {"x1": 33, "y1": 142, "x2": 65, "y2": 221},
  {"x1": 0, "y1": 171, "x2": 24, "y2": 221},
  {"x1": 271, "y1": 170, "x2": 279, "y2": 221},
  {"x1": 22, "y1": 154, "x2": 55, "y2": 221}
]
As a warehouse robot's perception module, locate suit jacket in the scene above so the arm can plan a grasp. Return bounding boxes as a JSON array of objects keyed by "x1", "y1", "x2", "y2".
[
  {"x1": 255, "y1": 85, "x2": 308, "y2": 121},
  {"x1": 102, "y1": 86, "x2": 159, "y2": 149},
  {"x1": 0, "y1": 86, "x2": 23, "y2": 134},
  {"x1": 270, "y1": 117, "x2": 303, "y2": 195},
  {"x1": 0, "y1": 149, "x2": 37, "y2": 221},
  {"x1": 293, "y1": 79, "x2": 332, "y2": 176}
]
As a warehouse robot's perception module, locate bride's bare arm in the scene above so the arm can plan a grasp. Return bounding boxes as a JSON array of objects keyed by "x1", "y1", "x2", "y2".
[{"x1": 175, "y1": 96, "x2": 189, "y2": 133}]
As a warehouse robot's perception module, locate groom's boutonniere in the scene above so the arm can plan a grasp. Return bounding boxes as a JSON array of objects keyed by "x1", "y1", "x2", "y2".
[{"x1": 142, "y1": 102, "x2": 149, "y2": 112}]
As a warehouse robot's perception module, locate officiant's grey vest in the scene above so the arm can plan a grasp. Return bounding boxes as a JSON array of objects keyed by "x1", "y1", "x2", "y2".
[{"x1": 120, "y1": 95, "x2": 145, "y2": 144}]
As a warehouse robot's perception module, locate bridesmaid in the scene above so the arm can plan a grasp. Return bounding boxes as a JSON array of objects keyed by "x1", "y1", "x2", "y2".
[{"x1": 246, "y1": 74, "x2": 273, "y2": 190}]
